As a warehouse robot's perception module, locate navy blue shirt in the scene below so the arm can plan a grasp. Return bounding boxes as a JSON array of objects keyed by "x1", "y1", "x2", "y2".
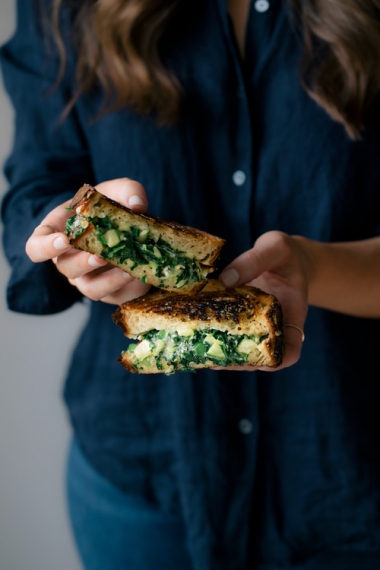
[{"x1": 2, "y1": 0, "x2": 380, "y2": 568}]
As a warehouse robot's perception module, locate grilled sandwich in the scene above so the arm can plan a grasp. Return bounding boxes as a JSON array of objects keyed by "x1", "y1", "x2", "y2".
[
  {"x1": 65, "y1": 184, "x2": 225, "y2": 294},
  {"x1": 113, "y1": 280, "x2": 284, "y2": 374}
]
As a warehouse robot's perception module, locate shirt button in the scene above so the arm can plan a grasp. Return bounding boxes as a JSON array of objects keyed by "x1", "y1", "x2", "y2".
[
  {"x1": 254, "y1": 0, "x2": 270, "y2": 13},
  {"x1": 232, "y1": 170, "x2": 246, "y2": 186},
  {"x1": 238, "y1": 418, "x2": 253, "y2": 434}
]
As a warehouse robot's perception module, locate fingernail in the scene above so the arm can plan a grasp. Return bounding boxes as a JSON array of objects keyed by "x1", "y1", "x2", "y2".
[
  {"x1": 122, "y1": 271, "x2": 132, "y2": 279},
  {"x1": 128, "y1": 195, "x2": 145, "y2": 208},
  {"x1": 53, "y1": 237, "x2": 69, "y2": 250},
  {"x1": 88, "y1": 255, "x2": 106, "y2": 268},
  {"x1": 220, "y1": 268, "x2": 239, "y2": 288}
]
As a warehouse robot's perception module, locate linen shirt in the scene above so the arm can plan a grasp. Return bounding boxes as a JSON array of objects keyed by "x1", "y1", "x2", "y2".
[{"x1": 2, "y1": 0, "x2": 380, "y2": 568}]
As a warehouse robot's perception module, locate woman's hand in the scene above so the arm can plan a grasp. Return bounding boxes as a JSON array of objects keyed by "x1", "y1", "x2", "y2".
[
  {"x1": 25, "y1": 178, "x2": 151, "y2": 304},
  {"x1": 219, "y1": 231, "x2": 309, "y2": 371}
]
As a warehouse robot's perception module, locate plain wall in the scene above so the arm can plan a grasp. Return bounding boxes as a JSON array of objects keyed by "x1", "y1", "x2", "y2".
[{"x1": 0, "y1": 2, "x2": 86, "y2": 568}]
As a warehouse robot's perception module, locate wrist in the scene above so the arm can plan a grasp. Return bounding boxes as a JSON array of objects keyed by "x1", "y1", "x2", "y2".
[{"x1": 291, "y1": 235, "x2": 325, "y2": 305}]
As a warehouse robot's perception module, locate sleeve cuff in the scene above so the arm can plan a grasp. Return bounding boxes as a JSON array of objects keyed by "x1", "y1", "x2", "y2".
[{"x1": 6, "y1": 259, "x2": 83, "y2": 315}]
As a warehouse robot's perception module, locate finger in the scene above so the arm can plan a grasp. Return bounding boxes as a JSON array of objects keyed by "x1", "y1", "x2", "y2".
[
  {"x1": 26, "y1": 199, "x2": 75, "y2": 262},
  {"x1": 101, "y1": 279, "x2": 151, "y2": 305},
  {"x1": 55, "y1": 250, "x2": 108, "y2": 279},
  {"x1": 37, "y1": 198, "x2": 74, "y2": 232},
  {"x1": 95, "y1": 178, "x2": 148, "y2": 213},
  {"x1": 26, "y1": 224, "x2": 72, "y2": 262},
  {"x1": 219, "y1": 231, "x2": 291, "y2": 288},
  {"x1": 281, "y1": 327, "x2": 303, "y2": 368},
  {"x1": 211, "y1": 365, "x2": 259, "y2": 372},
  {"x1": 211, "y1": 363, "x2": 287, "y2": 372},
  {"x1": 70, "y1": 267, "x2": 137, "y2": 302}
]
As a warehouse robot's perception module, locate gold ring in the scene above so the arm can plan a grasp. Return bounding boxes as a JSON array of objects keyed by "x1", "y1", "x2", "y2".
[{"x1": 284, "y1": 324, "x2": 305, "y2": 342}]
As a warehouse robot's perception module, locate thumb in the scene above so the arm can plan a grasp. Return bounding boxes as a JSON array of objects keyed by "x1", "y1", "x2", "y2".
[
  {"x1": 219, "y1": 231, "x2": 291, "y2": 287},
  {"x1": 96, "y1": 178, "x2": 149, "y2": 213}
]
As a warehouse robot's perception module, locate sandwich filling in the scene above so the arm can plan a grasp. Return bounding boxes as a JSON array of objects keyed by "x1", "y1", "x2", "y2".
[
  {"x1": 126, "y1": 328, "x2": 269, "y2": 374},
  {"x1": 66, "y1": 214, "x2": 204, "y2": 288}
]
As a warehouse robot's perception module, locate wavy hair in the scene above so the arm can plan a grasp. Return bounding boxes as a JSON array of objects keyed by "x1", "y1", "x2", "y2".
[
  {"x1": 289, "y1": 0, "x2": 380, "y2": 138},
  {"x1": 52, "y1": 0, "x2": 380, "y2": 137},
  {"x1": 51, "y1": 0, "x2": 182, "y2": 124}
]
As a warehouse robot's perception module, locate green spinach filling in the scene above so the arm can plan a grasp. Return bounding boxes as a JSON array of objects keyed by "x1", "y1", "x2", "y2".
[
  {"x1": 66, "y1": 214, "x2": 203, "y2": 288},
  {"x1": 128, "y1": 329, "x2": 269, "y2": 374},
  {"x1": 66, "y1": 214, "x2": 86, "y2": 238}
]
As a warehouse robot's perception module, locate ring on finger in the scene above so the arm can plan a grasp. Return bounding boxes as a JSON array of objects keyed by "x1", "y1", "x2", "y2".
[{"x1": 284, "y1": 324, "x2": 305, "y2": 342}]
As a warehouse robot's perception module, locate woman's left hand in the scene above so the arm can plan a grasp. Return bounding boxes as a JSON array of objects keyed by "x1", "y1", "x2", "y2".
[{"x1": 219, "y1": 231, "x2": 309, "y2": 371}]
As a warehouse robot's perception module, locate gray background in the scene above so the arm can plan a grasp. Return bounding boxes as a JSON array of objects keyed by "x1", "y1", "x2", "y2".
[{"x1": 0, "y1": 1, "x2": 86, "y2": 568}]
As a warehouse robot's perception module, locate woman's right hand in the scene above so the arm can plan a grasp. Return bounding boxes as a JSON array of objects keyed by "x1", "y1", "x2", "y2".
[{"x1": 25, "y1": 178, "x2": 152, "y2": 305}]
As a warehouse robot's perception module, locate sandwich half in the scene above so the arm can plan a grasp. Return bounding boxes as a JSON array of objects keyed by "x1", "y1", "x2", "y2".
[
  {"x1": 113, "y1": 280, "x2": 284, "y2": 374},
  {"x1": 65, "y1": 184, "x2": 225, "y2": 294}
]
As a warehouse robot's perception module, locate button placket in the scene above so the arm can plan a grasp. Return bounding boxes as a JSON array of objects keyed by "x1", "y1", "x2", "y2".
[
  {"x1": 254, "y1": 0, "x2": 270, "y2": 13},
  {"x1": 238, "y1": 418, "x2": 253, "y2": 434},
  {"x1": 232, "y1": 170, "x2": 247, "y2": 186}
]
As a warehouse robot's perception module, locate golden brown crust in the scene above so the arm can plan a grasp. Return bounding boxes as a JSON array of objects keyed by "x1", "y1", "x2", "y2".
[
  {"x1": 264, "y1": 303, "x2": 285, "y2": 370},
  {"x1": 69, "y1": 183, "x2": 217, "y2": 241},
  {"x1": 112, "y1": 280, "x2": 285, "y2": 370},
  {"x1": 69, "y1": 183, "x2": 95, "y2": 210},
  {"x1": 117, "y1": 354, "x2": 137, "y2": 374},
  {"x1": 113, "y1": 281, "x2": 279, "y2": 333},
  {"x1": 67, "y1": 184, "x2": 225, "y2": 292},
  {"x1": 68, "y1": 184, "x2": 225, "y2": 266}
]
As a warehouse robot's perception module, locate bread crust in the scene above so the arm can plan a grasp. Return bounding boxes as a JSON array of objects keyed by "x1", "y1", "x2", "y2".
[
  {"x1": 67, "y1": 184, "x2": 225, "y2": 293},
  {"x1": 69, "y1": 184, "x2": 221, "y2": 245},
  {"x1": 113, "y1": 280, "x2": 285, "y2": 370}
]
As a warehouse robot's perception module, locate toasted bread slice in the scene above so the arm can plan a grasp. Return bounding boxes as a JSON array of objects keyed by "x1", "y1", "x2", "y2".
[
  {"x1": 113, "y1": 280, "x2": 284, "y2": 374},
  {"x1": 66, "y1": 184, "x2": 226, "y2": 294}
]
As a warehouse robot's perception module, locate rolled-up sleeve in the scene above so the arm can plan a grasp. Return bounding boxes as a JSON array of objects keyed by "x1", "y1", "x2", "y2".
[{"x1": 0, "y1": 0, "x2": 93, "y2": 314}]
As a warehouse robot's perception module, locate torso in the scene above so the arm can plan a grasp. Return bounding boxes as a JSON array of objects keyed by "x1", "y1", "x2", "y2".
[{"x1": 227, "y1": 0, "x2": 251, "y2": 58}]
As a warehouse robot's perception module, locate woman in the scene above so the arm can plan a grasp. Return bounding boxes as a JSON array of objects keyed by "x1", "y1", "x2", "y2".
[{"x1": 2, "y1": 0, "x2": 380, "y2": 568}]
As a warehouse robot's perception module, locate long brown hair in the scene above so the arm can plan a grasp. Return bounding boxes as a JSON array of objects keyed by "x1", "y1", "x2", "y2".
[
  {"x1": 289, "y1": 0, "x2": 380, "y2": 138},
  {"x1": 51, "y1": 0, "x2": 182, "y2": 124},
  {"x1": 52, "y1": 0, "x2": 380, "y2": 137}
]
